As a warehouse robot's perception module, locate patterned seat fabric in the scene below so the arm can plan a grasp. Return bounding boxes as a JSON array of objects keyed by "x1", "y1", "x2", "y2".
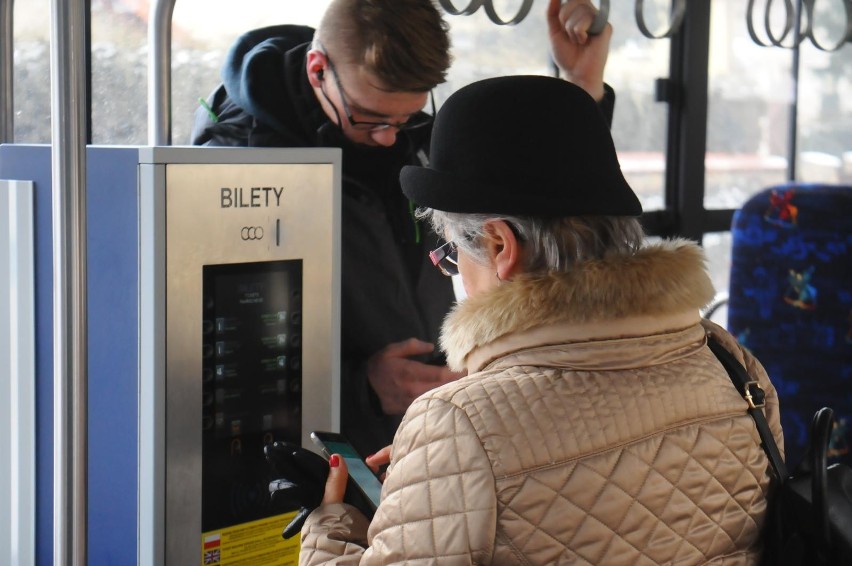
[{"x1": 727, "y1": 182, "x2": 852, "y2": 469}]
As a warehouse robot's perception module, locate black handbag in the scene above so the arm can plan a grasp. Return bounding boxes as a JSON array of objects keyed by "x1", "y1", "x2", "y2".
[{"x1": 707, "y1": 336, "x2": 852, "y2": 566}]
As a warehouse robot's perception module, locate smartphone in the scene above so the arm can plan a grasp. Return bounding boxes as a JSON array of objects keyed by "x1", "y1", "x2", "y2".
[{"x1": 310, "y1": 431, "x2": 382, "y2": 512}]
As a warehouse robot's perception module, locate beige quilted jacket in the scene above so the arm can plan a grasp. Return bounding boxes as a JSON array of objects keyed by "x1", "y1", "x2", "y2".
[{"x1": 300, "y1": 240, "x2": 783, "y2": 565}]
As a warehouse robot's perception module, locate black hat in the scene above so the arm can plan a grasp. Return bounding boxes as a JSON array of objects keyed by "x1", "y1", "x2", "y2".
[{"x1": 400, "y1": 75, "x2": 641, "y2": 217}]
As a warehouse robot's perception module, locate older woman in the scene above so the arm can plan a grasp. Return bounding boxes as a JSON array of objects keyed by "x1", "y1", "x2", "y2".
[{"x1": 298, "y1": 75, "x2": 783, "y2": 565}]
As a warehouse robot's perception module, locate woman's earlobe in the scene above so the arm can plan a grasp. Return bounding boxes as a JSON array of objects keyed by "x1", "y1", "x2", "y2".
[{"x1": 489, "y1": 220, "x2": 521, "y2": 281}]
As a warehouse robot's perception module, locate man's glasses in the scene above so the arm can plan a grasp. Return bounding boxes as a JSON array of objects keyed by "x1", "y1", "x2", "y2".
[
  {"x1": 429, "y1": 240, "x2": 458, "y2": 276},
  {"x1": 322, "y1": 55, "x2": 435, "y2": 132}
]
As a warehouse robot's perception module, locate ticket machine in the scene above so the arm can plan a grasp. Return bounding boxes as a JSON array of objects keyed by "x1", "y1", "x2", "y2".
[{"x1": 138, "y1": 147, "x2": 341, "y2": 565}]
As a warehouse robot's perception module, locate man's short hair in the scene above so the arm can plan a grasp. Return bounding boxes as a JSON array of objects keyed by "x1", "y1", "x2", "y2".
[{"x1": 316, "y1": 0, "x2": 451, "y2": 92}]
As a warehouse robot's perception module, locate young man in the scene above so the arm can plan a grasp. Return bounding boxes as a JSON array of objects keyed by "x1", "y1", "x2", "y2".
[{"x1": 192, "y1": 0, "x2": 613, "y2": 457}]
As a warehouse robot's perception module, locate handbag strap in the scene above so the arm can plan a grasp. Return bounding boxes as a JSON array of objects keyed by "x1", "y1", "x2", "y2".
[{"x1": 706, "y1": 336, "x2": 789, "y2": 482}]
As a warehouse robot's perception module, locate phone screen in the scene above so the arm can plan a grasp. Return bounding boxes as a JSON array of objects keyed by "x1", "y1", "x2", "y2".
[{"x1": 311, "y1": 432, "x2": 382, "y2": 510}]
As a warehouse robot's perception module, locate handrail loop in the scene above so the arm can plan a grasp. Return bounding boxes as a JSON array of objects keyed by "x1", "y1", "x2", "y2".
[
  {"x1": 747, "y1": 0, "x2": 805, "y2": 47},
  {"x1": 747, "y1": 0, "x2": 852, "y2": 52},
  {"x1": 588, "y1": 0, "x2": 610, "y2": 36},
  {"x1": 438, "y1": 0, "x2": 535, "y2": 25},
  {"x1": 635, "y1": 0, "x2": 688, "y2": 39},
  {"x1": 438, "y1": 0, "x2": 484, "y2": 16},
  {"x1": 484, "y1": 0, "x2": 534, "y2": 25}
]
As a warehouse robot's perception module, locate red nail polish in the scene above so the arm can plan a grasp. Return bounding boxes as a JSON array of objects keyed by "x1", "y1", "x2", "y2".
[
  {"x1": 329, "y1": 454, "x2": 340, "y2": 467},
  {"x1": 366, "y1": 453, "x2": 375, "y2": 460}
]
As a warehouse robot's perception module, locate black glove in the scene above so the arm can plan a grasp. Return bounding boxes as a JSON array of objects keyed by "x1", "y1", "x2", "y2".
[
  {"x1": 265, "y1": 440, "x2": 379, "y2": 538},
  {"x1": 265, "y1": 441, "x2": 329, "y2": 539}
]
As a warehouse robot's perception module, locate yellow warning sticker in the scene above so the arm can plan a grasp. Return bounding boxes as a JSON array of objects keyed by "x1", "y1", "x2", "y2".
[{"x1": 201, "y1": 511, "x2": 300, "y2": 565}]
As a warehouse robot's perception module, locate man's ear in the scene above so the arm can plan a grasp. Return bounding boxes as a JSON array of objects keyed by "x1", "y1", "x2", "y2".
[
  {"x1": 483, "y1": 220, "x2": 522, "y2": 281},
  {"x1": 306, "y1": 50, "x2": 327, "y2": 88}
]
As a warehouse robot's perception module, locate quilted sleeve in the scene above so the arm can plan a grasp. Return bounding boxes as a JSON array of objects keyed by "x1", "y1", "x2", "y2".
[
  {"x1": 362, "y1": 396, "x2": 498, "y2": 565},
  {"x1": 300, "y1": 502, "x2": 372, "y2": 565}
]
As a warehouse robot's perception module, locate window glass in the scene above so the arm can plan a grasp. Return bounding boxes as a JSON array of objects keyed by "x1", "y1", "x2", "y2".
[
  {"x1": 13, "y1": 0, "x2": 51, "y2": 143},
  {"x1": 605, "y1": 7, "x2": 670, "y2": 212},
  {"x1": 702, "y1": 231, "x2": 732, "y2": 328},
  {"x1": 705, "y1": 0, "x2": 792, "y2": 210},
  {"x1": 90, "y1": 0, "x2": 148, "y2": 145},
  {"x1": 795, "y1": 0, "x2": 852, "y2": 186},
  {"x1": 705, "y1": 0, "x2": 852, "y2": 210}
]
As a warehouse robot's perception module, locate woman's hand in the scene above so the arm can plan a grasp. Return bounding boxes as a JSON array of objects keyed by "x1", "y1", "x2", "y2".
[
  {"x1": 366, "y1": 445, "x2": 392, "y2": 481},
  {"x1": 322, "y1": 454, "x2": 349, "y2": 505}
]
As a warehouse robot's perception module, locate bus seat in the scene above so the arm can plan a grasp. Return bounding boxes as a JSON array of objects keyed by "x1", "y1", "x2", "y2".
[{"x1": 727, "y1": 182, "x2": 852, "y2": 470}]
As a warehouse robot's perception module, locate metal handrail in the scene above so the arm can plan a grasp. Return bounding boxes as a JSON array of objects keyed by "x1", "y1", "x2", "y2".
[
  {"x1": 50, "y1": 0, "x2": 88, "y2": 563},
  {"x1": 1, "y1": 0, "x2": 13, "y2": 142},
  {"x1": 747, "y1": 0, "x2": 852, "y2": 51},
  {"x1": 635, "y1": 0, "x2": 687, "y2": 39},
  {"x1": 438, "y1": 0, "x2": 535, "y2": 25},
  {"x1": 149, "y1": 0, "x2": 176, "y2": 145}
]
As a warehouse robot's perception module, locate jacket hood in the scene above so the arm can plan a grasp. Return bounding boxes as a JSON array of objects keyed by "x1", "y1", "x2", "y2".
[
  {"x1": 221, "y1": 25, "x2": 318, "y2": 135},
  {"x1": 441, "y1": 239, "x2": 716, "y2": 371}
]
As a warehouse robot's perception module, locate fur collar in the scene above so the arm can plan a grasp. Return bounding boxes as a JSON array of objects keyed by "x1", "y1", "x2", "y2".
[{"x1": 440, "y1": 239, "x2": 715, "y2": 371}]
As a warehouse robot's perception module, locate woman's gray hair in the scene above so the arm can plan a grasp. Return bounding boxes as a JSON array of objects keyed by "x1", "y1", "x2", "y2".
[{"x1": 420, "y1": 209, "x2": 645, "y2": 273}]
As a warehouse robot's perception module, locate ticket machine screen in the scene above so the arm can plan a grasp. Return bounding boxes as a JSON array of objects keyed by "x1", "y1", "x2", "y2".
[{"x1": 201, "y1": 260, "x2": 303, "y2": 531}]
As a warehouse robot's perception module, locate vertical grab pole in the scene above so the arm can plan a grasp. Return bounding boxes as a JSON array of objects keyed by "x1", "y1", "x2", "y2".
[
  {"x1": 0, "y1": 0, "x2": 13, "y2": 143},
  {"x1": 787, "y1": 0, "x2": 804, "y2": 181},
  {"x1": 149, "y1": 0, "x2": 176, "y2": 145},
  {"x1": 50, "y1": 0, "x2": 88, "y2": 563}
]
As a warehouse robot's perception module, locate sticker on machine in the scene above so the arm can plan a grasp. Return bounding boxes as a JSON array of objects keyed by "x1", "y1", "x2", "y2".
[{"x1": 201, "y1": 510, "x2": 300, "y2": 565}]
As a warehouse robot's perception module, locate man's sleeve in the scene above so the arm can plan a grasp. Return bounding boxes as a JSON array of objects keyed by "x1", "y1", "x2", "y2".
[{"x1": 598, "y1": 83, "x2": 616, "y2": 129}]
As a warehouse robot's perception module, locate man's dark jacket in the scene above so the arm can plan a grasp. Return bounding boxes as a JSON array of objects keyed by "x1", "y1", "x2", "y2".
[{"x1": 192, "y1": 25, "x2": 456, "y2": 457}]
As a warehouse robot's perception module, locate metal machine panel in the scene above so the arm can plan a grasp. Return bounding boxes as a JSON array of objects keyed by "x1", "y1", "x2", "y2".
[{"x1": 139, "y1": 147, "x2": 341, "y2": 566}]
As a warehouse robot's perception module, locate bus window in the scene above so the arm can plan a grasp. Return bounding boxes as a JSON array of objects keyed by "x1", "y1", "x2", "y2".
[
  {"x1": 13, "y1": 0, "x2": 51, "y2": 144},
  {"x1": 705, "y1": 0, "x2": 852, "y2": 210},
  {"x1": 606, "y1": 5, "x2": 670, "y2": 213},
  {"x1": 702, "y1": 231, "x2": 732, "y2": 325},
  {"x1": 795, "y1": 0, "x2": 852, "y2": 186},
  {"x1": 91, "y1": 0, "x2": 148, "y2": 145}
]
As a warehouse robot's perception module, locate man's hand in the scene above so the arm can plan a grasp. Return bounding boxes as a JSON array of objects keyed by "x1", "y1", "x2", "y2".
[
  {"x1": 366, "y1": 338, "x2": 465, "y2": 415},
  {"x1": 547, "y1": 0, "x2": 612, "y2": 101}
]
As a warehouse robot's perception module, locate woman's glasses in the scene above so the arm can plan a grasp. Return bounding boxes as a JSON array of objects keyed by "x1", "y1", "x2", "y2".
[{"x1": 429, "y1": 240, "x2": 458, "y2": 276}]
